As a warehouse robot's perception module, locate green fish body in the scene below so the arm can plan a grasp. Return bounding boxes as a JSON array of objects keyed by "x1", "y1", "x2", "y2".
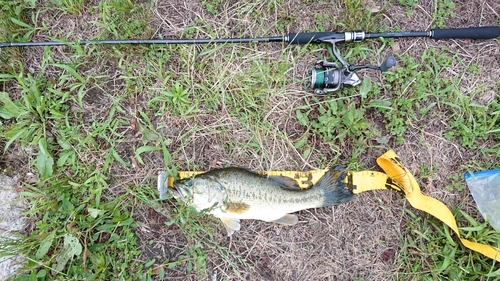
[{"x1": 171, "y1": 167, "x2": 353, "y2": 235}]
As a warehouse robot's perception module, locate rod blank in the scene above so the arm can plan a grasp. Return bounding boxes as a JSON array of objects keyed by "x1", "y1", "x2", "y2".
[{"x1": 0, "y1": 37, "x2": 285, "y2": 49}]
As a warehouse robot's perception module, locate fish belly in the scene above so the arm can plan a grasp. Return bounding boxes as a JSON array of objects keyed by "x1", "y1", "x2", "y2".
[{"x1": 211, "y1": 207, "x2": 292, "y2": 223}]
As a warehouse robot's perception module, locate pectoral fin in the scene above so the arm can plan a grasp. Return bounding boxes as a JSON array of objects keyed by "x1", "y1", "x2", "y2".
[
  {"x1": 219, "y1": 216, "x2": 241, "y2": 236},
  {"x1": 226, "y1": 202, "x2": 250, "y2": 214},
  {"x1": 269, "y1": 214, "x2": 298, "y2": 226}
]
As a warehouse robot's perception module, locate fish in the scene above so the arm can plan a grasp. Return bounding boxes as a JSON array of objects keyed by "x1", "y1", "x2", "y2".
[{"x1": 169, "y1": 167, "x2": 353, "y2": 236}]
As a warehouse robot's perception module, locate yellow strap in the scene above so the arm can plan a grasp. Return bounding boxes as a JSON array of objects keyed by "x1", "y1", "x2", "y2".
[
  {"x1": 171, "y1": 169, "x2": 400, "y2": 192},
  {"x1": 373, "y1": 150, "x2": 499, "y2": 261},
  {"x1": 166, "y1": 150, "x2": 499, "y2": 261},
  {"x1": 345, "y1": 170, "x2": 402, "y2": 193}
]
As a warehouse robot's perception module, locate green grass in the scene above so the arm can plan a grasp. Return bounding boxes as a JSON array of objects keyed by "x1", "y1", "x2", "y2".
[
  {"x1": 398, "y1": 0, "x2": 455, "y2": 26},
  {"x1": 397, "y1": 209, "x2": 500, "y2": 280},
  {"x1": 0, "y1": 0, "x2": 499, "y2": 280}
]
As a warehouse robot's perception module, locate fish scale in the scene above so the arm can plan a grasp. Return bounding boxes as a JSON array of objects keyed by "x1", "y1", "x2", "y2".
[{"x1": 220, "y1": 173, "x2": 321, "y2": 210}]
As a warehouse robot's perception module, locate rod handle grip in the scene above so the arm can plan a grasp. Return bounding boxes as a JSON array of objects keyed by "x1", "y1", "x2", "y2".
[
  {"x1": 288, "y1": 32, "x2": 343, "y2": 44},
  {"x1": 431, "y1": 26, "x2": 500, "y2": 40}
]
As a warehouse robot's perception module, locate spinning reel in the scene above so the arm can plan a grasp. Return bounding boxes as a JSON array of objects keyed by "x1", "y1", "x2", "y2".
[{"x1": 309, "y1": 36, "x2": 397, "y2": 94}]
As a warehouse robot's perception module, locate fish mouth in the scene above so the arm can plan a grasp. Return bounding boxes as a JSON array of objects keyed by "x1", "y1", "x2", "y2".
[
  {"x1": 169, "y1": 182, "x2": 192, "y2": 201},
  {"x1": 166, "y1": 186, "x2": 181, "y2": 199},
  {"x1": 157, "y1": 171, "x2": 191, "y2": 201}
]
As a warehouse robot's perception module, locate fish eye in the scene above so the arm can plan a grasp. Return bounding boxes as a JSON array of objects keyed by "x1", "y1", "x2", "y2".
[{"x1": 184, "y1": 179, "x2": 193, "y2": 187}]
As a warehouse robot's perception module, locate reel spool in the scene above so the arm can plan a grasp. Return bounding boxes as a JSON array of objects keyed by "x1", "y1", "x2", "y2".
[{"x1": 310, "y1": 61, "x2": 361, "y2": 94}]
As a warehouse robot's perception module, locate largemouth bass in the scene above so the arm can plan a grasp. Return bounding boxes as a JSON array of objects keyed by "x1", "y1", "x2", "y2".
[{"x1": 169, "y1": 167, "x2": 353, "y2": 236}]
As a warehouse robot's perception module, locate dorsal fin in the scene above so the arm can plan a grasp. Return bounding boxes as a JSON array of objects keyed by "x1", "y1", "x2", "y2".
[
  {"x1": 235, "y1": 167, "x2": 303, "y2": 191},
  {"x1": 269, "y1": 176, "x2": 302, "y2": 191}
]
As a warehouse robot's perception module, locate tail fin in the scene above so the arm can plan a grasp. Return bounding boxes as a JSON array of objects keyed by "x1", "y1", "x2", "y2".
[{"x1": 314, "y1": 167, "x2": 354, "y2": 206}]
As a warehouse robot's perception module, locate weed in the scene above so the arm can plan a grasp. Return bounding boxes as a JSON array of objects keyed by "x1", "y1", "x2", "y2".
[
  {"x1": 445, "y1": 173, "x2": 466, "y2": 192},
  {"x1": 147, "y1": 81, "x2": 196, "y2": 117},
  {"x1": 399, "y1": 0, "x2": 418, "y2": 8},
  {"x1": 341, "y1": 0, "x2": 379, "y2": 30},
  {"x1": 31, "y1": 0, "x2": 86, "y2": 16},
  {"x1": 377, "y1": 45, "x2": 499, "y2": 151},
  {"x1": 276, "y1": 14, "x2": 295, "y2": 33},
  {"x1": 397, "y1": 208, "x2": 500, "y2": 280},
  {"x1": 445, "y1": 101, "x2": 500, "y2": 149},
  {"x1": 201, "y1": 0, "x2": 222, "y2": 15},
  {"x1": 379, "y1": 47, "x2": 456, "y2": 143},
  {"x1": 1, "y1": 73, "x2": 52, "y2": 177},
  {"x1": 3, "y1": 173, "x2": 142, "y2": 280},
  {"x1": 432, "y1": 0, "x2": 456, "y2": 28},
  {"x1": 162, "y1": 203, "x2": 212, "y2": 274},
  {"x1": 0, "y1": 1, "x2": 37, "y2": 43},
  {"x1": 91, "y1": 0, "x2": 153, "y2": 39},
  {"x1": 297, "y1": 98, "x2": 370, "y2": 145},
  {"x1": 313, "y1": 13, "x2": 330, "y2": 32}
]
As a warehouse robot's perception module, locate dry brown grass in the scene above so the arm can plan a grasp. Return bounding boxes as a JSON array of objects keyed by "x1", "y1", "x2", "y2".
[
  {"x1": 1, "y1": 0, "x2": 498, "y2": 280},
  {"x1": 135, "y1": 1, "x2": 498, "y2": 280}
]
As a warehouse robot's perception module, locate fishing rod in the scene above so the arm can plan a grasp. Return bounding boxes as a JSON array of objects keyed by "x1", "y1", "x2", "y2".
[{"x1": 1, "y1": 26, "x2": 499, "y2": 94}]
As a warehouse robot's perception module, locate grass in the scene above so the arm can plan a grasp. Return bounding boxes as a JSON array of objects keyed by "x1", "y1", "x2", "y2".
[
  {"x1": 397, "y1": 209, "x2": 500, "y2": 280},
  {"x1": 0, "y1": 0, "x2": 499, "y2": 280}
]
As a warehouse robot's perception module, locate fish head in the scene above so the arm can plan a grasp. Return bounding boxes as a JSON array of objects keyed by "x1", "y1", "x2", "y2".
[{"x1": 171, "y1": 174, "x2": 227, "y2": 212}]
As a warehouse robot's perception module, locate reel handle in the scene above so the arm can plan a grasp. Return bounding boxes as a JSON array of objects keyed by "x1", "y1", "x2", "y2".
[{"x1": 379, "y1": 56, "x2": 397, "y2": 72}]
